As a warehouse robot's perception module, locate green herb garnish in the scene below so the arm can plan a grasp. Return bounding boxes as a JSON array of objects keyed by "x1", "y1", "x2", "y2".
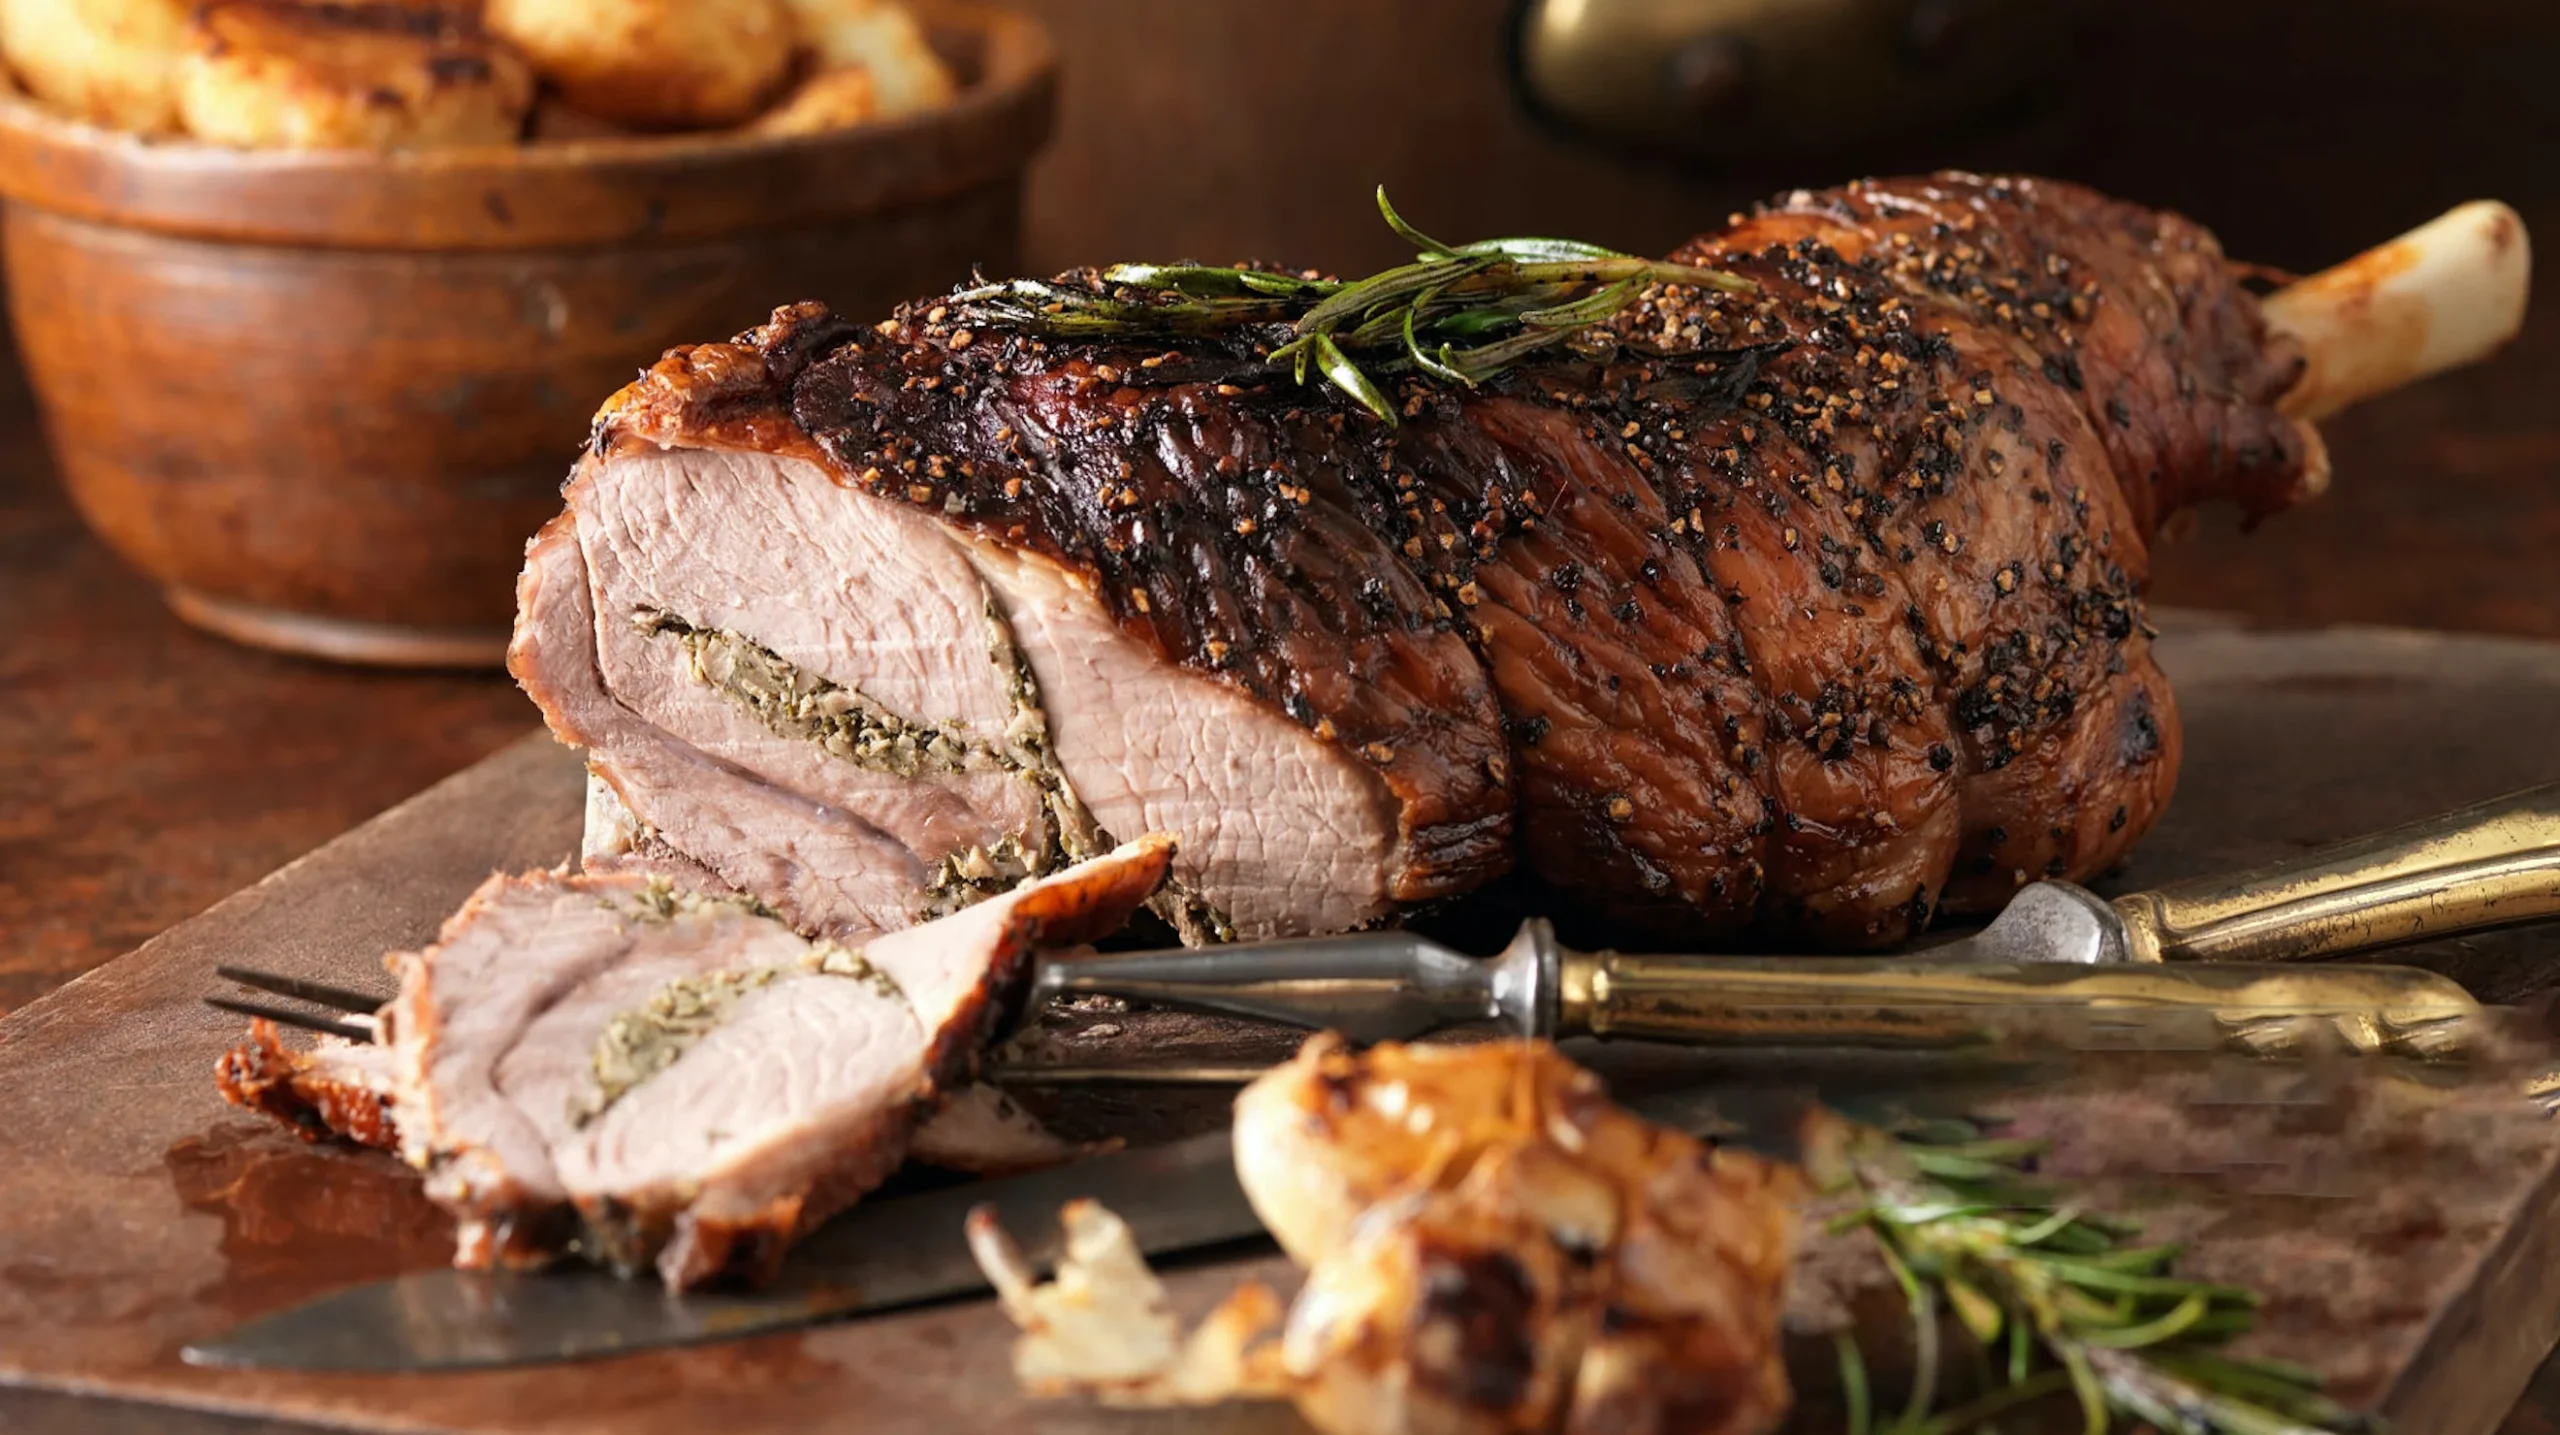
[
  {"x1": 1827, "y1": 1119, "x2": 2374, "y2": 1435},
  {"x1": 946, "y1": 187, "x2": 1752, "y2": 426}
]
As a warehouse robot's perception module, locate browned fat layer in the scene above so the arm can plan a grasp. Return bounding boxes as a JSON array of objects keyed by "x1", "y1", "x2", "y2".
[
  {"x1": 214, "y1": 1024, "x2": 400, "y2": 1151},
  {"x1": 593, "y1": 300, "x2": 856, "y2": 464}
]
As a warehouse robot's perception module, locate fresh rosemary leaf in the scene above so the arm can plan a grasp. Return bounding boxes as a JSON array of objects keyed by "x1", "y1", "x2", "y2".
[
  {"x1": 2080, "y1": 1292, "x2": 2213, "y2": 1349},
  {"x1": 1878, "y1": 1239, "x2": 1943, "y2": 1427},
  {"x1": 1431, "y1": 294, "x2": 1580, "y2": 337},
  {"x1": 1400, "y1": 301, "x2": 1471, "y2": 385},
  {"x1": 1518, "y1": 275, "x2": 1646, "y2": 329},
  {"x1": 1830, "y1": 1119, "x2": 2366, "y2": 1435},
  {"x1": 1945, "y1": 1273, "x2": 2007, "y2": 1344},
  {"x1": 2055, "y1": 1240, "x2": 2186, "y2": 1273},
  {"x1": 1296, "y1": 257, "x2": 1478, "y2": 335},
  {"x1": 1894, "y1": 1115, "x2": 1994, "y2": 1146},
  {"x1": 1453, "y1": 234, "x2": 1625, "y2": 261},
  {"x1": 2146, "y1": 1352, "x2": 2339, "y2": 1407},
  {"x1": 1374, "y1": 185, "x2": 1458, "y2": 259},
  {"x1": 1441, "y1": 323, "x2": 1584, "y2": 383},
  {"x1": 1308, "y1": 333, "x2": 1395, "y2": 422},
  {"x1": 1238, "y1": 269, "x2": 1335, "y2": 297},
  {"x1": 1100, "y1": 263, "x2": 1254, "y2": 293},
  {"x1": 1908, "y1": 1148, "x2": 2036, "y2": 1182},
  {"x1": 2061, "y1": 1343, "x2": 2109, "y2": 1435},
  {"x1": 1838, "y1": 1332, "x2": 1875, "y2": 1435},
  {"x1": 2007, "y1": 1205, "x2": 2089, "y2": 1247},
  {"x1": 2035, "y1": 1260, "x2": 2257, "y2": 1301}
]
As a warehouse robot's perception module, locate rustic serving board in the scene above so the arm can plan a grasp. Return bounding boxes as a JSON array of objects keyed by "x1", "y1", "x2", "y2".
[{"x1": 8, "y1": 612, "x2": 2560, "y2": 1435}]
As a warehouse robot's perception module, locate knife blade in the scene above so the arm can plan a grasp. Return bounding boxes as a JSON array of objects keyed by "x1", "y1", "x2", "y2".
[
  {"x1": 182, "y1": 1083, "x2": 1837, "y2": 1373},
  {"x1": 183, "y1": 1129, "x2": 1256, "y2": 1373}
]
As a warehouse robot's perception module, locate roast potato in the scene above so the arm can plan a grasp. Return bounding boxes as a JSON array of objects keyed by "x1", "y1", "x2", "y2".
[
  {"x1": 1235, "y1": 1036, "x2": 1803, "y2": 1435},
  {"x1": 0, "y1": 0, "x2": 191, "y2": 134},
  {"x1": 523, "y1": 90, "x2": 634, "y2": 143},
  {"x1": 976, "y1": 1037, "x2": 1805, "y2": 1435},
  {"x1": 485, "y1": 0, "x2": 792, "y2": 131},
  {"x1": 179, "y1": 1, "x2": 532, "y2": 150},
  {"x1": 779, "y1": 0, "x2": 952, "y2": 117},
  {"x1": 744, "y1": 63, "x2": 875, "y2": 137}
]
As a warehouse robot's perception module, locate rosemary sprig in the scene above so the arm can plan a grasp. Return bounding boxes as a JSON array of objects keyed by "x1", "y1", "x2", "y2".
[
  {"x1": 944, "y1": 187, "x2": 1752, "y2": 426},
  {"x1": 1826, "y1": 1120, "x2": 2375, "y2": 1435}
]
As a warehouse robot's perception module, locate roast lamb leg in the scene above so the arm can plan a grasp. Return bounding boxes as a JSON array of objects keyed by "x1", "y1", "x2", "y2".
[{"x1": 513, "y1": 174, "x2": 2529, "y2": 953}]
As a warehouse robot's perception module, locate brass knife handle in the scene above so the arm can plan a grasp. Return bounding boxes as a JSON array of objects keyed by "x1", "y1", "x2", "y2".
[
  {"x1": 1557, "y1": 950, "x2": 2481, "y2": 1056},
  {"x1": 2111, "y1": 783, "x2": 2560, "y2": 964}
]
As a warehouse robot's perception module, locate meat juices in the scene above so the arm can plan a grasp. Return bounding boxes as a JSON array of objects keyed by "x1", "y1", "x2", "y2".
[
  {"x1": 515, "y1": 173, "x2": 2317, "y2": 950},
  {"x1": 220, "y1": 838, "x2": 1173, "y2": 1288}
]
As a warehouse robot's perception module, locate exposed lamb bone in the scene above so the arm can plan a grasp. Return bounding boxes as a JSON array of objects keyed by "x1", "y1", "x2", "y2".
[{"x1": 216, "y1": 836, "x2": 1175, "y2": 1289}]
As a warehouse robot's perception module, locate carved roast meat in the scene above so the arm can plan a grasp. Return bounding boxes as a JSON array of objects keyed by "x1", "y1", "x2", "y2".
[
  {"x1": 220, "y1": 838, "x2": 1173, "y2": 1288},
  {"x1": 512, "y1": 174, "x2": 2322, "y2": 950}
]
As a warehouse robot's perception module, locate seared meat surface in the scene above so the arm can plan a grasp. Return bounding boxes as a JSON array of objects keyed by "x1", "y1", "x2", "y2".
[
  {"x1": 217, "y1": 839, "x2": 1173, "y2": 1288},
  {"x1": 516, "y1": 173, "x2": 2319, "y2": 947}
]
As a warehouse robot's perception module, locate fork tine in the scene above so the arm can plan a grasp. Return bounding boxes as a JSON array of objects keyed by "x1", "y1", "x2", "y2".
[
  {"x1": 205, "y1": 996, "x2": 377, "y2": 1044},
  {"x1": 215, "y1": 966, "x2": 388, "y2": 1015}
]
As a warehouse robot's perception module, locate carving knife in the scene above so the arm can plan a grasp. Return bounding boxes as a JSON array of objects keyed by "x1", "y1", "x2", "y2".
[
  {"x1": 1019, "y1": 909, "x2": 2483, "y2": 1057},
  {"x1": 181, "y1": 1083, "x2": 1838, "y2": 1373},
  {"x1": 1003, "y1": 780, "x2": 2560, "y2": 1056}
]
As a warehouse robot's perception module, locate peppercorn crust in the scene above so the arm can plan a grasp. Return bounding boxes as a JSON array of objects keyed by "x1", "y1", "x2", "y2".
[{"x1": 584, "y1": 173, "x2": 2317, "y2": 945}]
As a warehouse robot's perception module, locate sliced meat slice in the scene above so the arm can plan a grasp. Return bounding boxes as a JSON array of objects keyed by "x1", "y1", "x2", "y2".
[
  {"x1": 554, "y1": 843, "x2": 1170, "y2": 1286},
  {"x1": 220, "y1": 836, "x2": 1174, "y2": 1288}
]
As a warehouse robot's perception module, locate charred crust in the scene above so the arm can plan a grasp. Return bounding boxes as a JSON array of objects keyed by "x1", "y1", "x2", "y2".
[
  {"x1": 214, "y1": 1023, "x2": 399, "y2": 1150},
  {"x1": 591, "y1": 302, "x2": 860, "y2": 464},
  {"x1": 578, "y1": 171, "x2": 2304, "y2": 939}
]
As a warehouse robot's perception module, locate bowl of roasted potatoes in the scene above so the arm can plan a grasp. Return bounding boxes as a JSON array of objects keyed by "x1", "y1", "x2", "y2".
[{"x1": 0, "y1": 0, "x2": 1053, "y2": 666}]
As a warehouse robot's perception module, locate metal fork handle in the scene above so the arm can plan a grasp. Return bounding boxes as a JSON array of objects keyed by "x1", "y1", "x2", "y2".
[{"x1": 2112, "y1": 782, "x2": 2560, "y2": 964}]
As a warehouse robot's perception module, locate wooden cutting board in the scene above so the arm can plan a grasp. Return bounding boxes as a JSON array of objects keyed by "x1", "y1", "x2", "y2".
[{"x1": 8, "y1": 612, "x2": 2560, "y2": 1435}]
